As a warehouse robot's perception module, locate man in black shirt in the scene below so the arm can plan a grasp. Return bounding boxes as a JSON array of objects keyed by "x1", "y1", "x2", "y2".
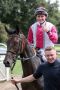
[{"x1": 11, "y1": 46, "x2": 60, "y2": 90}]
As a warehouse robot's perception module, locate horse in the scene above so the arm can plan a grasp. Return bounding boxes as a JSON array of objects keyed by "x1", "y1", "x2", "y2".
[{"x1": 4, "y1": 26, "x2": 44, "y2": 90}]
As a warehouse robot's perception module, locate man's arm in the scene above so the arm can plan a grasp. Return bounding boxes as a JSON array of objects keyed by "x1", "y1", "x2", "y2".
[
  {"x1": 47, "y1": 26, "x2": 58, "y2": 43},
  {"x1": 11, "y1": 74, "x2": 36, "y2": 84},
  {"x1": 43, "y1": 23, "x2": 58, "y2": 43}
]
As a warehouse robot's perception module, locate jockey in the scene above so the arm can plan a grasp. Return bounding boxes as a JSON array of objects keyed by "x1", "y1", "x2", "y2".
[{"x1": 27, "y1": 6, "x2": 58, "y2": 62}]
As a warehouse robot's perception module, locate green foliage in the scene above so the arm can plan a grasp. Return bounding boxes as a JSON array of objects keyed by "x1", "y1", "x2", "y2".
[
  {"x1": 0, "y1": 0, "x2": 38, "y2": 35},
  {"x1": 0, "y1": 22, "x2": 8, "y2": 43}
]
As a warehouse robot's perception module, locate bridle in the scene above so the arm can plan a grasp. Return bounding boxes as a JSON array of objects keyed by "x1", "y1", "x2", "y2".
[
  {"x1": 6, "y1": 33, "x2": 36, "y2": 90},
  {"x1": 7, "y1": 33, "x2": 37, "y2": 61}
]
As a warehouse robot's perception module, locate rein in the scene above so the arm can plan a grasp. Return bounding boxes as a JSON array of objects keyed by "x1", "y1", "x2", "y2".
[
  {"x1": 11, "y1": 77, "x2": 19, "y2": 90},
  {"x1": 5, "y1": 34, "x2": 37, "y2": 90},
  {"x1": 6, "y1": 51, "x2": 19, "y2": 90}
]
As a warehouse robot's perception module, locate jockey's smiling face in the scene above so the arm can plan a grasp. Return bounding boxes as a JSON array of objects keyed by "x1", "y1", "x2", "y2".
[
  {"x1": 45, "y1": 49, "x2": 57, "y2": 63},
  {"x1": 36, "y1": 14, "x2": 47, "y2": 24}
]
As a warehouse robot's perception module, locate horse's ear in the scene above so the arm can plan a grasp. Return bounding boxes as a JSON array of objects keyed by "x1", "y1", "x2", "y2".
[
  {"x1": 15, "y1": 25, "x2": 20, "y2": 34},
  {"x1": 5, "y1": 25, "x2": 20, "y2": 35},
  {"x1": 5, "y1": 25, "x2": 10, "y2": 34}
]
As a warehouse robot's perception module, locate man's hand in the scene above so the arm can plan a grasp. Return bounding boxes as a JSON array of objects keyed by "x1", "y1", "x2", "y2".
[
  {"x1": 11, "y1": 77, "x2": 19, "y2": 90},
  {"x1": 42, "y1": 24, "x2": 49, "y2": 32},
  {"x1": 11, "y1": 77, "x2": 19, "y2": 85}
]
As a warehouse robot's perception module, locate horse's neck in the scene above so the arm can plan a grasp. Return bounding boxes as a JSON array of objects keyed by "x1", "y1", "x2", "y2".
[
  {"x1": 25, "y1": 44, "x2": 35, "y2": 57},
  {"x1": 20, "y1": 35, "x2": 35, "y2": 57}
]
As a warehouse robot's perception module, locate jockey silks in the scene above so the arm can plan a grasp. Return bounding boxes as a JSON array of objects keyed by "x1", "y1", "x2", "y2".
[{"x1": 28, "y1": 21, "x2": 58, "y2": 49}]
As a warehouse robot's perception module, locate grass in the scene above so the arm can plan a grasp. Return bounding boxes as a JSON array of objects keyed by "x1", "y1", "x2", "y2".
[
  {"x1": 54, "y1": 45, "x2": 60, "y2": 58},
  {"x1": 12, "y1": 60, "x2": 23, "y2": 75},
  {"x1": 54, "y1": 45, "x2": 60, "y2": 51}
]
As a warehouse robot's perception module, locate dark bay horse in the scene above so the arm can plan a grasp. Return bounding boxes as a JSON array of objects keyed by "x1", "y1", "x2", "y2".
[{"x1": 4, "y1": 26, "x2": 44, "y2": 90}]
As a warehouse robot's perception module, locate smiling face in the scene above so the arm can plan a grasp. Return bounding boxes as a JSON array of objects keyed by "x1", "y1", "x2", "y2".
[
  {"x1": 36, "y1": 14, "x2": 47, "y2": 24},
  {"x1": 45, "y1": 49, "x2": 57, "y2": 63},
  {"x1": 44, "y1": 47, "x2": 57, "y2": 63}
]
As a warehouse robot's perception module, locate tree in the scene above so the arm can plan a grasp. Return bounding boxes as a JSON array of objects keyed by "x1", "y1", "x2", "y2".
[
  {"x1": 0, "y1": 22, "x2": 7, "y2": 42},
  {"x1": 0, "y1": 0, "x2": 38, "y2": 35}
]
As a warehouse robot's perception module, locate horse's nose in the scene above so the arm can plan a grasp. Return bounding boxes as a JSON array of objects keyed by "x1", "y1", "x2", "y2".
[{"x1": 3, "y1": 60, "x2": 10, "y2": 67}]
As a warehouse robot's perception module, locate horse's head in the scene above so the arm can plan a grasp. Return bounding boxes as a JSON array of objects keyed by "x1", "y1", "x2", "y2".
[{"x1": 4, "y1": 26, "x2": 26, "y2": 67}]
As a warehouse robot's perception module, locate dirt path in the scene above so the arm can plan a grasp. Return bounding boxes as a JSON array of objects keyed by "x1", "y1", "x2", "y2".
[{"x1": 0, "y1": 75, "x2": 22, "y2": 90}]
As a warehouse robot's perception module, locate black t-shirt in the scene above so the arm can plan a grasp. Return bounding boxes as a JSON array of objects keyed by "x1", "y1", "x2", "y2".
[{"x1": 33, "y1": 59, "x2": 60, "y2": 90}]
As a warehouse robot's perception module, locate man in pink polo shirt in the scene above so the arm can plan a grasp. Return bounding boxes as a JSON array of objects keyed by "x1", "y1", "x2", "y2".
[{"x1": 27, "y1": 6, "x2": 58, "y2": 62}]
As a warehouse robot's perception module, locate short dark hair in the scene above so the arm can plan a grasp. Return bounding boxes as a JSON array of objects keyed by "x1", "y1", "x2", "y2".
[{"x1": 45, "y1": 46, "x2": 56, "y2": 51}]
